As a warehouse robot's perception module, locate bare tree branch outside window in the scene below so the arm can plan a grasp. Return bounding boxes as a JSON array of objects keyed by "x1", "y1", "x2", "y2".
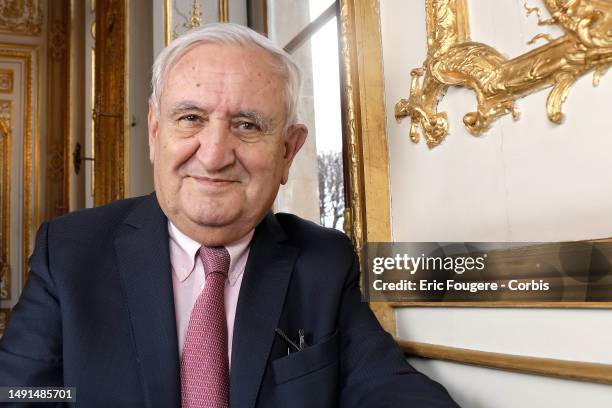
[{"x1": 317, "y1": 151, "x2": 344, "y2": 230}]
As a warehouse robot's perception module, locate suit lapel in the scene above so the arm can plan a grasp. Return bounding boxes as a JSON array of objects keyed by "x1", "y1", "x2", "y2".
[
  {"x1": 230, "y1": 213, "x2": 299, "y2": 408},
  {"x1": 114, "y1": 194, "x2": 180, "y2": 408}
]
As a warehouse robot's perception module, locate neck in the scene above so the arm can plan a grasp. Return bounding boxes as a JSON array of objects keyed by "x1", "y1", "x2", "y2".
[{"x1": 168, "y1": 216, "x2": 258, "y2": 247}]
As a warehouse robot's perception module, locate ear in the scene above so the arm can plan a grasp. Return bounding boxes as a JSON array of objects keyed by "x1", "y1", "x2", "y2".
[
  {"x1": 280, "y1": 124, "x2": 308, "y2": 185},
  {"x1": 147, "y1": 100, "x2": 159, "y2": 164}
]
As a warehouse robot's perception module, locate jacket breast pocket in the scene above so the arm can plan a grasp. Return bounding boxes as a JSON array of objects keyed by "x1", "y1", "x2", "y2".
[{"x1": 272, "y1": 330, "x2": 339, "y2": 385}]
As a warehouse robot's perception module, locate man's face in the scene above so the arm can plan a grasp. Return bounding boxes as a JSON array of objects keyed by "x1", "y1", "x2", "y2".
[{"x1": 148, "y1": 43, "x2": 307, "y2": 245}]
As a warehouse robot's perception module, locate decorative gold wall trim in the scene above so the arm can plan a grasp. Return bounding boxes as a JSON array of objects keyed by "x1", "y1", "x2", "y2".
[
  {"x1": 395, "y1": 0, "x2": 612, "y2": 148},
  {"x1": 0, "y1": 100, "x2": 11, "y2": 300},
  {"x1": 90, "y1": 46, "x2": 95, "y2": 198},
  {"x1": 45, "y1": 1, "x2": 71, "y2": 220},
  {"x1": 124, "y1": 0, "x2": 130, "y2": 196},
  {"x1": 165, "y1": 0, "x2": 208, "y2": 43},
  {"x1": 218, "y1": 0, "x2": 229, "y2": 22},
  {"x1": 164, "y1": 0, "x2": 172, "y2": 46},
  {"x1": 185, "y1": 0, "x2": 203, "y2": 29},
  {"x1": 0, "y1": 308, "x2": 9, "y2": 336},
  {"x1": 390, "y1": 301, "x2": 612, "y2": 308},
  {"x1": 93, "y1": 0, "x2": 127, "y2": 206},
  {"x1": 67, "y1": 0, "x2": 78, "y2": 212},
  {"x1": 338, "y1": 0, "x2": 365, "y2": 255},
  {"x1": 0, "y1": 68, "x2": 12, "y2": 93},
  {"x1": 399, "y1": 340, "x2": 612, "y2": 385},
  {"x1": 338, "y1": 0, "x2": 395, "y2": 334},
  {"x1": 0, "y1": 44, "x2": 38, "y2": 285},
  {"x1": 0, "y1": 0, "x2": 43, "y2": 36},
  {"x1": 49, "y1": 20, "x2": 67, "y2": 61}
]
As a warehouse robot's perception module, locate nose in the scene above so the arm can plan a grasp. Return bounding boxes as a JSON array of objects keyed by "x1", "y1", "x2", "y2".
[{"x1": 195, "y1": 118, "x2": 236, "y2": 173}]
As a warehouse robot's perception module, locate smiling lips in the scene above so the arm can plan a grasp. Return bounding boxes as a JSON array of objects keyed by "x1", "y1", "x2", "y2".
[{"x1": 190, "y1": 175, "x2": 238, "y2": 187}]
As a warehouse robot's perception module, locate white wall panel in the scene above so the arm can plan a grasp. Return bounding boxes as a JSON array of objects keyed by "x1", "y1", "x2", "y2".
[
  {"x1": 380, "y1": 0, "x2": 612, "y2": 405},
  {"x1": 381, "y1": 0, "x2": 612, "y2": 242},
  {"x1": 409, "y1": 358, "x2": 612, "y2": 408},
  {"x1": 397, "y1": 307, "x2": 612, "y2": 364}
]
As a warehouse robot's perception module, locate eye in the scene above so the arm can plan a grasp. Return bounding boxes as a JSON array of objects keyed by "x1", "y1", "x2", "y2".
[
  {"x1": 176, "y1": 113, "x2": 205, "y2": 128},
  {"x1": 179, "y1": 114, "x2": 201, "y2": 122},
  {"x1": 238, "y1": 121, "x2": 258, "y2": 130},
  {"x1": 234, "y1": 120, "x2": 262, "y2": 132}
]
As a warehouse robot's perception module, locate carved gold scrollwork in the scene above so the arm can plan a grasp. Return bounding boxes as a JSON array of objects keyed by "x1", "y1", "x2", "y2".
[
  {"x1": 395, "y1": 0, "x2": 612, "y2": 148},
  {"x1": 338, "y1": 0, "x2": 365, "y2": 257},
  {"x1": 0, "y1": 69, "x2": 12, "y2": 93},
  {"x1": 0, "y1": 262, "x2": 8, "y2": 299},
  {"x1": 0, "y1": 45, "x2": 36, "y2": 285},
  {"x1": 94, "y1": 0, "x2": 127, "y2": 206},
  {"x1": 0, "y1": 308, "x2": 9, "y2": 335},
  {"x1": 184, "y1": 0, "x2": 203, "y2": 29},
  {"x1": 0, "y1": 100, "x2": 10, "y2": 300},
  {"x1": 0, "y1": 0, "x2": 43, "y2": 36},
  {"x1": 49, "y1": 20, "x2": 67, "y2": 61}
]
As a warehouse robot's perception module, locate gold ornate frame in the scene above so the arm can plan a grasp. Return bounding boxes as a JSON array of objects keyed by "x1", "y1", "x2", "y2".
[
  {"x1": 0, "y1": 68, "x2": 13, "y2": 93},
  {"x1": 0, "y1": 44, "x2": 39, "y2": 287},
  {"x1": 163, "y1": 0, "x2": 230, "y2": 46},
  {"x1": 45, "y1": 0, "x2": 71, "y2": 219},
  {"x1": 395, "y1": 0, "x2": 612, "y2": 148},
  {"x1": 0, "y1": 100, "x2": 10, "y2": 301},
  {"x1": 93, "y1": 0, "x2": 128, "y2": 206},
  {"x1": 0, "y1": 307, "x2": 9, "y2": 335},
  {"x1": 337, "y1": 0, "x2": 395, "y2": 333},
  {"x1": 0, "y1": 0, "x2": 43, "y2": 36},
  {"x1": 339, "y1": 0, "x2": 612, "y2": 385}
]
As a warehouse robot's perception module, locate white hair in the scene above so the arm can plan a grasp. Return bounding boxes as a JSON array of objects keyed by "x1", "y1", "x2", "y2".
[{"x1": 150, "y1": 23, "x2": 302, "y2": 131}]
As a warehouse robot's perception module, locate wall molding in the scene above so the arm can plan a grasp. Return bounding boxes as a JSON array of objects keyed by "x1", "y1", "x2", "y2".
[
  {"x1": 338, "y1": 0, "x2": 396, "y2": 334},
  {"x1": 395, "y1": 0, "x2": 612, "y2": 148},
  {"x1": 390, "y1": 302, "x2": 612, "y2": 309},
  {"x1": 400, "y1": 340, "x2": 612, "y2": 385},
  {"x1": 0, "y1": 43, "x2": 39, "y2": 286}
]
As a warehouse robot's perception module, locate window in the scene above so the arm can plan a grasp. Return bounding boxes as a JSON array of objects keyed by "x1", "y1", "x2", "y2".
[{"x1": 266, "y1": 0, "x2": 345, "y2": 231}]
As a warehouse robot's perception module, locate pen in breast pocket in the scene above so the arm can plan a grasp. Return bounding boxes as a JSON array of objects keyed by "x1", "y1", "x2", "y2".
[
  {"x1": 298, "y1": 329, "x2": 305, "y2": 349},
  {"x1": 275, "y1": 328, "x2": 301, "y2": 353}
]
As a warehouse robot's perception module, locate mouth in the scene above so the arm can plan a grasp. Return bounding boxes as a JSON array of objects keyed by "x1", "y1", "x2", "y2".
[{"x1": 190, "y1": 175, "x2": 238, "y2": 188}]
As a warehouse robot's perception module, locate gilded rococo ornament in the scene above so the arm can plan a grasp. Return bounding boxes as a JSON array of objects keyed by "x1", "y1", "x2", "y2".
[
  {"x1": 0, "y1": 309, "x2": 8, "y2": 335},
  {"x1": 395, "y1": 0, "x2": 612, "y2": 148},
  {"x1": 0, "y1": 100, "x2": 10, "y2": 301},
  {"x1": 170, "y1": 0, "x2": 203, "y2": 40},
  {"x1": 0, "y1": 0, "x2": 43, "y2": 36}
]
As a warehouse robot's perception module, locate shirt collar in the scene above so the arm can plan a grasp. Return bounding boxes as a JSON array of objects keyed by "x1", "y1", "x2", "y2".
[{"x1": 168, "y1": 221, "x2": 254, "y2": 285}]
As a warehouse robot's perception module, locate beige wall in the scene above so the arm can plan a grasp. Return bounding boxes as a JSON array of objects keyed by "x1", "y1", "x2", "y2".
[
  {"x1": 380, "y1": 0, "x2": 612, "y2": 406},
  {"x1": 128, "y1": 0, "x2": 155, "y2": 198}
]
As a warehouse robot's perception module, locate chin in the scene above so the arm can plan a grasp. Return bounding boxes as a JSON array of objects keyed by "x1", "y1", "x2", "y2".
[{"x1": 190, "y1": 208, "x2": 239, "y2": 228}]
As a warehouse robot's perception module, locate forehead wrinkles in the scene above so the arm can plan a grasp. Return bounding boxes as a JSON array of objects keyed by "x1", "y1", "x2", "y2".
[
  {"x1": 163, "y1": 46, "x2": 287, "y2": 112},
  {"x1": 169, "y1": 44, "x2": 286, "y2": 84}
]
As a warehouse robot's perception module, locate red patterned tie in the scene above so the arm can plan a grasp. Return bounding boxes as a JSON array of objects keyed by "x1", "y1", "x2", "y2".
[{"x1": 181, "y1": 246, "x2": 231, "y2": 408}]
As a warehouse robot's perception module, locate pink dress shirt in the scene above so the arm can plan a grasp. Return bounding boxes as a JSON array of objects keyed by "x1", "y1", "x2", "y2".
[{"x1": 168, "y1": 221, "x2": 254, "y2": 367}]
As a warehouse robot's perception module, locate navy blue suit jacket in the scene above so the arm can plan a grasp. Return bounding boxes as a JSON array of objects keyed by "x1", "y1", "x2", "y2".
[{"x1": 0, "y1": 194, "x2": 459, "y2": 407}]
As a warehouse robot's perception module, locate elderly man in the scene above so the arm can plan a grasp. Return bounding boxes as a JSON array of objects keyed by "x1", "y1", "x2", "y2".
[{"x1": 0, "y1": 24, "x2": 458, "y2": 407}]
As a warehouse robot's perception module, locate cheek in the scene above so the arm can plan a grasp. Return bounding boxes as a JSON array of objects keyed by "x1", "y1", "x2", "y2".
[
  {"x1": 237, "y1": 142, "x2": 285, "y2": 180},
  {"x1": 157, "y1": 133, "x2": 199, "y2": 170}
]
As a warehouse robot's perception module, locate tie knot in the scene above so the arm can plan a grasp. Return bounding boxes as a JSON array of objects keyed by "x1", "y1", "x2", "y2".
[{"x1": 198, "y1": 246, "x2": 230, "y2": 278}]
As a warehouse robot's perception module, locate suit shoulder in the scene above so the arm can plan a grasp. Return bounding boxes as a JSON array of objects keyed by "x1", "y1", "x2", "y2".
[
  {"x1": 274, "y1": 212, "x2": 354, "y2": 257},
  {"x1": 45, "y1": 195, "x2": 150, "y2": 237}
]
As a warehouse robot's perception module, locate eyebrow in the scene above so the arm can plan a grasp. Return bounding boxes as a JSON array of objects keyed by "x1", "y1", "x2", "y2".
[
  {"x1": 166, "y1": 102, "x2": 273, "y2": 131},
  {"x1": 167, "y1": 101, "x2": 205, "y2": 118}
]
